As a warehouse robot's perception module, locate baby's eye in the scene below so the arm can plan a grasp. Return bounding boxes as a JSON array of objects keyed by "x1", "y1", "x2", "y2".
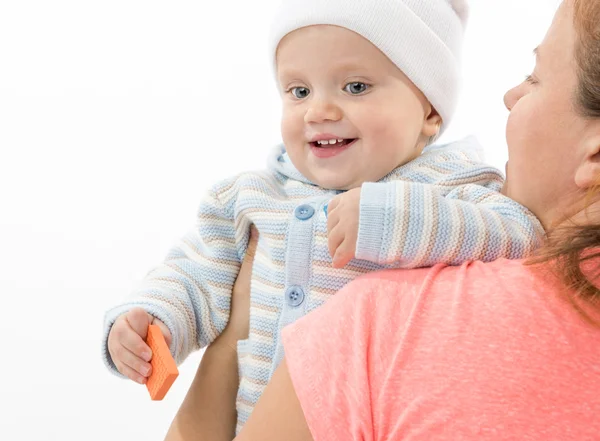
[
  {"x1": 524, "y1": 74, "x2": 538, "y2": 85},
  {"x1": 344, "y1": 82, "x2": 369, "y2": 95},
  {"x1": 289, "y1": 87, "x2": 310, "y2": 99}
]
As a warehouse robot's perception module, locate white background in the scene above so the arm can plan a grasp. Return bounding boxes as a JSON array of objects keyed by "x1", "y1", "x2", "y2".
[{"x1": 0, "y1": 1, "x2": 559, "y2": 440}]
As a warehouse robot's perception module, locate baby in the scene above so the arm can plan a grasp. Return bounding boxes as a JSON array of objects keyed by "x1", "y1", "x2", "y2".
[{"x1": 102, "y1": 0, "x2": 544, "y2": 432}]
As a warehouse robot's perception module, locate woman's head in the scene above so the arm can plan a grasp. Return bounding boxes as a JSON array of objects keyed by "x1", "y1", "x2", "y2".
[
  {"x1": 502, "y1": 0, "x2": 600, "y2": 231},
  {"x1": 504, "y1": 0, "x2": 600, "y2": 305}
]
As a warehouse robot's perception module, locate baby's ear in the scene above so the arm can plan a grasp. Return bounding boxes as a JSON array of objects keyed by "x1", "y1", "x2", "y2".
[{"x1": 422, "y1": 108, "x2": 442, "y2": 139}]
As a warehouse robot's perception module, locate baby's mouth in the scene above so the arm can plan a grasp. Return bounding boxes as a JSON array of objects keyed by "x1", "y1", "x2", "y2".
[{"x1": 310, "y1": 138, "x2": 356, "y2": 148}]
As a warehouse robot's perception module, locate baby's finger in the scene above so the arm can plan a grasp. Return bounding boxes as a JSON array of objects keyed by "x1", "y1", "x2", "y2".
[
  {"x1": 121, "y1": 324, "x2": 153, "y2": 362},
  {"x1": 327, "y1": 225, "x2": 345, "y2": 259},
  {"x1": 326, "y1": 205, "x2": 341, "y2": 234},
  {"x1": 118, "y1": 345, "x2": 153, "y2": 378},
  {"x1": 116, "y1": 359, "x2": 149, "y2": 385},
  {"x1": 126, "y1": 307, "x2": 151, "y2": 340},
  {"x1": 332, "y1": 239, "x2": 354, "y2": 269},
  {"x1": 327, "y1": 194, "x2": 341, "y2": 214}
]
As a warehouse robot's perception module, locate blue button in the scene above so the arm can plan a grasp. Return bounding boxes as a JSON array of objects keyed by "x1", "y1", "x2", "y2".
[
  {"x1": 294, "y1": 204, "x2": 315, "y2": 220},
  {"x1": 285, "y1": 286, "x2": 305, "y2": 307}
]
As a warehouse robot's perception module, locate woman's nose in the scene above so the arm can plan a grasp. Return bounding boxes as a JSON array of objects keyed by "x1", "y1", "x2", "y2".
[
  {"x1": 504, "y1": 83, "x2": 524, "y2": 111},
  {"x1": 304, "y1": 99, "x2": 343, "y2": 124}
]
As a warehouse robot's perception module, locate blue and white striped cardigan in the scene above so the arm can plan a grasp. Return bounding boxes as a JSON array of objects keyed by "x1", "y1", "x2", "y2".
[{"x1": 102, "y1": 137, "x2": 544, "y2": 431}]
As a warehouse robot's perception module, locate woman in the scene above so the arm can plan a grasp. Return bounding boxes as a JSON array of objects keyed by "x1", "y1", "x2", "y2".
[{"x1": 169, "y1": 0, "x2": 600, "y2": 439}]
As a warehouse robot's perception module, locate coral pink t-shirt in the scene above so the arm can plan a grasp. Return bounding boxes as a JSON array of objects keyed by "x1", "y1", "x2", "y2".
[{"x1": 281, "y1": 258, "x2": 600, "y2": 441}]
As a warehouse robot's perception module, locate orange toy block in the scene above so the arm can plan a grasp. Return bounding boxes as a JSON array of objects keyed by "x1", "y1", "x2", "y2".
[{"x1": 146, "y1": 324, "x2": 179, "y2": 400}]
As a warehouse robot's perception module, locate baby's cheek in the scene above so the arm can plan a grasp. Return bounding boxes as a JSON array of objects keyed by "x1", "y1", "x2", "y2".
[
  {"x1": 280, "y1": 114, "x2": 310, "y2": 169},
  {"x1": 366, "y1": 116, "x2": 406, "y2": 146},
  {"x1": 383, "y1": 110, "x2": 423, "y2": 144},
  {"x1": 280, "y1": 112, "x2": 297, "y2": 141}
]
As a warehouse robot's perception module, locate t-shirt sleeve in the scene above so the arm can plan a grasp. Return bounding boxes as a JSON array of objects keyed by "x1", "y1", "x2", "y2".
[{"x1": 281, "y1": 268, "x2": 431, "y2": 441}]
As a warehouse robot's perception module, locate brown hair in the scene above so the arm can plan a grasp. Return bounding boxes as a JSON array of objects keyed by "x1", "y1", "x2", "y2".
[{"x1": 529, "y1": 0, "x2": 600, "y2": 311}]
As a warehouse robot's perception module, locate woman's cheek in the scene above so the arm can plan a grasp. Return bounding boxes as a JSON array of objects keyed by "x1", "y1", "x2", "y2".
[{"x1": 506, "y1": 102, "x2": 535, "y2": 157}]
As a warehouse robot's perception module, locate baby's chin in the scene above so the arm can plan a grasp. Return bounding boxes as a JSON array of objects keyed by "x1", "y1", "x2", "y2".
[
  {"x1": 296, "y1": 159, "x2": 371, "y2": 190},
  {"x1": 309, "y1": 173, "x2": 363, "y2": 191}
]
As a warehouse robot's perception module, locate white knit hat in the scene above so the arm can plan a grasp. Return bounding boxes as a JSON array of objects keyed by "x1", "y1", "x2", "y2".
[{"x1": 269, "y1": 0, "x2": 469, "y2": 133}]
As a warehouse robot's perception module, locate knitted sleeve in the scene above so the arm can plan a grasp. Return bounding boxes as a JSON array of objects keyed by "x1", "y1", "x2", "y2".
[
  {"x1": 355, "y1": 160, "x2": 545, "y2": 268},
  {"x1": 101, "y1": 183, "x2": 242, "y2": 378}
]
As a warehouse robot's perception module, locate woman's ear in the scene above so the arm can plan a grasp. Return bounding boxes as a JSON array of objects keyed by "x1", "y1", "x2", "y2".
[
  {"x1": 575, "y1": 135, "x2": 600, "y2": 189},
  {"x1": 422, "y1": 106, "x2": 442, "y2": 139}
]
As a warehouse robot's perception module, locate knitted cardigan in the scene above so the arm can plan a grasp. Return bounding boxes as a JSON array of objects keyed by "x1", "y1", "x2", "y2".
[{"x1": 101, "y1": 137, "x2": 544, "y2": 431}]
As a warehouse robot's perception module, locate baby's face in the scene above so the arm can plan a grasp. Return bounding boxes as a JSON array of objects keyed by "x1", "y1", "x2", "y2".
[{"x1": 276, "y1": 25, "x2": 440, "y2": 190}]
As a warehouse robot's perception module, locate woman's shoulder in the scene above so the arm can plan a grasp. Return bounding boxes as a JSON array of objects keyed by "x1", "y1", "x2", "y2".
[
  {"x1": 333, "y1": 258, "x2": 547, "y2": 325},
  {"x1": 349, "y1": 258, "x2": 532, "y2": 298}
]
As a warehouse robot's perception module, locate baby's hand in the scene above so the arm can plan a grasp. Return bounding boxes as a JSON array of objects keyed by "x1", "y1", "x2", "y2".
[
  {"x1": 107, "y1": 307, "x2": 172, "y2": 384},
  {"x1": 326, "y1": 187, "x2": 361, "y2": 268}
]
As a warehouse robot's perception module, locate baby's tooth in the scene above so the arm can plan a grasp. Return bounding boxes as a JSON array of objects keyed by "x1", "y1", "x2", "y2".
[{"x1": 316, "y1": 139, "x2": 345, "y2": 145}]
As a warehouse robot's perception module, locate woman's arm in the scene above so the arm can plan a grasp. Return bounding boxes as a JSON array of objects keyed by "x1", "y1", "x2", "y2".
[
  {"x1": 233, "y1": 359, "x2": 313, "y2": 441},
  {"x1": 163, "y1": 337, "x2": 240, "y2": 440},
  {"x1": 164, "y1": 226, "x2": 259, "y2": 441}
]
